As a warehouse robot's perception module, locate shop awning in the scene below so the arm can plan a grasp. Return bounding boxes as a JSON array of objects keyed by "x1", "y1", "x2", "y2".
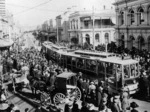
[{"x1": 0, "y1": 38, "x2": 14, "y2": 47}]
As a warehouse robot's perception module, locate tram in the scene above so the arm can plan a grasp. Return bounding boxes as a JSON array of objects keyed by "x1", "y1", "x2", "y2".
[
  {"x1": 98, "y1": 57, "x2": 139, "y2": 94},
  {"x1": 42, "y1": 43, "x2": 139, "y2": 95}
]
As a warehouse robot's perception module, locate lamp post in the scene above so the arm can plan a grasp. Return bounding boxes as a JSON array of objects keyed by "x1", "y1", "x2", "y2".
[{"x1": 92, "y1": 6, "x2": 95, "y2": 50}]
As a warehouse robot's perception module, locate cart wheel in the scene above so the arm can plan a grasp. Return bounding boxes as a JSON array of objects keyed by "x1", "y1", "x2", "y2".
[
  {"x1": 40, "y1": 92, "x2": 51, "y2": 107},
  {"x1": 53, "y1": 93, "x2": 65, "y2": 105},
  {"x1": 74, "y1": 87, "x2": 81, "y2": 101}
]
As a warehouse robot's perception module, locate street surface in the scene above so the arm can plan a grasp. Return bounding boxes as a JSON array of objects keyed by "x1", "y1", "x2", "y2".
[
  {"x1": 13, "y1": 32, "x2": 150, "y2": 112},
  {"x1": 7, "y1": 90, "x2": 35, "y2": 112},
  {"x1": 21, "y1": 32, "x2": 40, "y2": 50}
]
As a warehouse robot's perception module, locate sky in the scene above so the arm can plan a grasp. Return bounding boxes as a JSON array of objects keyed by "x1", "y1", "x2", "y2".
[{"x1": 6, "y1": 0, "x2": 115, "y2": 27}]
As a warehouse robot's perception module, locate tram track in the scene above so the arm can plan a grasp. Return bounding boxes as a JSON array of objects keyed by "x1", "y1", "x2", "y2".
[{"x1": 6, "y1": 83, "x2": 49, "y2": 112}]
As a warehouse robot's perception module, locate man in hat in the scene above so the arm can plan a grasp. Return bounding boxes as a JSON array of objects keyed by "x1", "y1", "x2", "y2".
[
  {"x1": 142, "y1": 72, "x2": 150, "y2": 97},
  {"x1": 89, "y1": 81, "x2": 96, "y2": 104},
  {"x1": 111, "y1": 94, "x2": 122, "y2": 112},
  {"x1": 130, "y1": 102, "x2": 139, "y2": 112}
]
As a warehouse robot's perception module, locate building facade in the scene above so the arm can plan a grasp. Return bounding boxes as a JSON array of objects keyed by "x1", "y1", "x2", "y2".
[
  {"x1": 61, "y1": 21, "x2": 69, "y2": 42},
  {"x1": 114, "y1": 0, "x2": 150, "y2": 51},
  {"x1": 0, "y1": 0, "x2": 5, "y2": 16},
  {"x1": 68, "y1": 9, "x2": 116, "y2": 47}
]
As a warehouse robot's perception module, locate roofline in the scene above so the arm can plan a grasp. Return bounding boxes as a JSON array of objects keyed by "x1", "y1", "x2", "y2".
[
  {"x1": 113, "y1": 0, "x2": 138, "y2": 6},
  {"x1": 69, "y1": 10, "x2": 115, "y2": 18}
]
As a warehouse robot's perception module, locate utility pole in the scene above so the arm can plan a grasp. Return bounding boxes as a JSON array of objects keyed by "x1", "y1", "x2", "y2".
[
  {"x1": 92, "y1": 6, "x2": 95, "y2": 50},
  {"x1": 56, "y1": 19, "x2": 59, "y2": 43}
]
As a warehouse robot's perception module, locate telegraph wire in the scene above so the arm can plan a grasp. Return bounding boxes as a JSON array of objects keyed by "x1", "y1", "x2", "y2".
[
  {"x1": 11, "y1": 0, "x2": 52, "y2": 16},
  {"x1": 6, "y1": 3, "x2": 97, "y2": 13}
]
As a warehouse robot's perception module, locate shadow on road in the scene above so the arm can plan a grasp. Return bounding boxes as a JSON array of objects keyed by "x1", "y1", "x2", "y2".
[{"x1": 131, "y1": 92, "x2": 150, "y2": 102}]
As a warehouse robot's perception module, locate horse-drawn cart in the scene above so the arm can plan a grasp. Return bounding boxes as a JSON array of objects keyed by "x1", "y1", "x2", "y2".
[
  {"x1": 28, "y1": 72, "x2": 81, "y2": 107},
  {"x1": 52, "y1": 72, "x2": 81, "y2": 105}
]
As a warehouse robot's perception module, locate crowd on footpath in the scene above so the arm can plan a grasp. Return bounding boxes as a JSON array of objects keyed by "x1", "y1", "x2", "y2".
[{"x1": 0, "y1": 45, "x2": 149, "y2": 112}]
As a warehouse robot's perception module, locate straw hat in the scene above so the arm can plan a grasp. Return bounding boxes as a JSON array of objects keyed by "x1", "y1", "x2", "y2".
[
  {"x1": 90, "y1": 82, "x2": 94, "y2": 85},
  {"x1": 114, "y1": 95, "x2": 120, "y2": 99}
]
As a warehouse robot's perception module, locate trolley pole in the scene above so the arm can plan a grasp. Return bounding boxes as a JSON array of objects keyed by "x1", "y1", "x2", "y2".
[{"x1": 92, "y1": 6, "x2": 95, "y2": 50}]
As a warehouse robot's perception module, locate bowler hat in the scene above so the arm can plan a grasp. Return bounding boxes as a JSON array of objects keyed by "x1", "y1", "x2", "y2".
[{"x1": 130, "y1": 102, "x2": 139, "y2": 108}]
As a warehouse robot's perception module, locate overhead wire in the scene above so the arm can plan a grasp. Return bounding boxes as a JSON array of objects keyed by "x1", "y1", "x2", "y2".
[
  {"x1": 10, "y1": 0, "x2": 53, "y2": 16},
  {"x1": 6, "y1": 3, "x2": 94, "y2": 13}
]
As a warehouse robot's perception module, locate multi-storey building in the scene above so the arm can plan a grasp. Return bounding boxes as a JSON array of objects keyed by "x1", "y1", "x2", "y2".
[
  {"x1": 0, "y1": 0, "x2": 5, "y2": 16},
  {"x1": 68, "y1": 9, "x2": 116, "y2": 47},
  {"x1": 114, "y1": 0, "x2": 150, "y2": 51}
]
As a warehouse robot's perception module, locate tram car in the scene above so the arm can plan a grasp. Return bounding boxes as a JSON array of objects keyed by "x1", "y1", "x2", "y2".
[
  {"x1": 42, "y1": 44, "x2": 140, "y2": 95},
  {"x1": 98, "y1": 56, "x2": 139, "y2": 95}
]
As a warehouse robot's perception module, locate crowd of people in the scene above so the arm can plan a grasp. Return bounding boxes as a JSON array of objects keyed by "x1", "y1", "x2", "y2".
[{"x1": 0, "y1": 42, "x2": 150, "y2": 112}]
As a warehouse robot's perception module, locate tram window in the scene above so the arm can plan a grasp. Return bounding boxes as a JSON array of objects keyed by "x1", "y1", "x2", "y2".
[
  {"x1": 56, "y1": 53, "x2": 60, "y2": 60},
  {"x1": 86, "y1": 60, "x2": 91, "y2": 69},
  {"x1": 124, "y1": 65, "x2": 130, "y2": 78},
  {"x1": 98, "y1": 62, "x2": 105, "y2": 73},
  {"x1": 91, "y1": 60, "x2": 96, "y2": 72},
  {"x1": 61, "y1": 55, "x2": 64, "y2": 61},
  {"x1": 77, "y1": 58, "x2": 85, "y2": 69},
  {"x1": 53, "y1": 52, "x2": 56, "y2": 59},
  {"x1": 106, "y1": 63, "x2": 114, "y2": 74},
  {"x1": 86, "y1": 60, "x2": 96, "y2": 72},
  {"x1": 72, "y1": 57, "x2": 76, "y2": 66},
  {"x1": 130, "y1": 64, "x2": 135, "y2": 77},
  {"x1": 107, "y1": 69, "x2": 116, "y2": 87},
  {"x1": 67, "y1": 56, "x2": 72, "y2": 65},
  {"x1": 135, "y1": 63, "x2": 139, "y2": 76},
  {"x1": 116, "y1": 64, "x2": 122, "y2": 81}
]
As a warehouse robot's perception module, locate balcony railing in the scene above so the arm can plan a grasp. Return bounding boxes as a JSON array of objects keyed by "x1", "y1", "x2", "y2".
[{"x1": 80, "y1": 25, "x2": 114, "y2": 29}]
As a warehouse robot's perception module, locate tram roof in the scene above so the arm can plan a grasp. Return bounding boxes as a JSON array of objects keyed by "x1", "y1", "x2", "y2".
[
  {"x1": 63, "y1": 52, "x2": 98, "y2": 60},
  {"x1": 99, "y1": 57, "x2": 139, "y2": 65},
  {"x1": 74, "y1": 50, "x2": 115, "y2": 57},
  {"x1": 42, "y1": 41, "x2": 53, "y2": 46},
  {"x1": 51, "y1": 44, "x2": 67, "y2": 49},
  {"x1": 59, "y1": 51, "x2": 138, "y2": 64},
  {"x1": 57, "y1": 72, "x2": 76, "y2": 79}
]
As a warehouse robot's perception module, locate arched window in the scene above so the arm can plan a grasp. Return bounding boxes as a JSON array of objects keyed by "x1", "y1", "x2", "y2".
[
  {"x1": 95, "y1": 33, "x2": 99, "y2": 42},
  {"x1": 76, "y1": 20, "x2": 78, "y2": 29},
  {"x1": 129, "y1": 36, "x2": 135, "y2": 49},
  {"x1": 70, "y1": 21, "x2": 72, "y2": 29},
  {"x1": 138, "y1": 36, "x2": 144, "y2": 50},
  {"x1": 129, "y1": 9, "x2": 135, "y2": 25},
  {"x1": 85, "y1": 34, "x2": 90, "y2": 44},
  {"x1": 137, "y1": 7, "x2": 144, "y2": 24},
  {"x1": 105, "y1": 33, "x2": 109, "y2": 43},
  {"x1": 148, "y1": 37, "x2": 150, "y2": 51},
  {"x1": 121, "y1": 35, "x2": 125, "y2": 48},
  {"x1": 120, "y1": 11, "x2": 124, "y2": 25}
]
